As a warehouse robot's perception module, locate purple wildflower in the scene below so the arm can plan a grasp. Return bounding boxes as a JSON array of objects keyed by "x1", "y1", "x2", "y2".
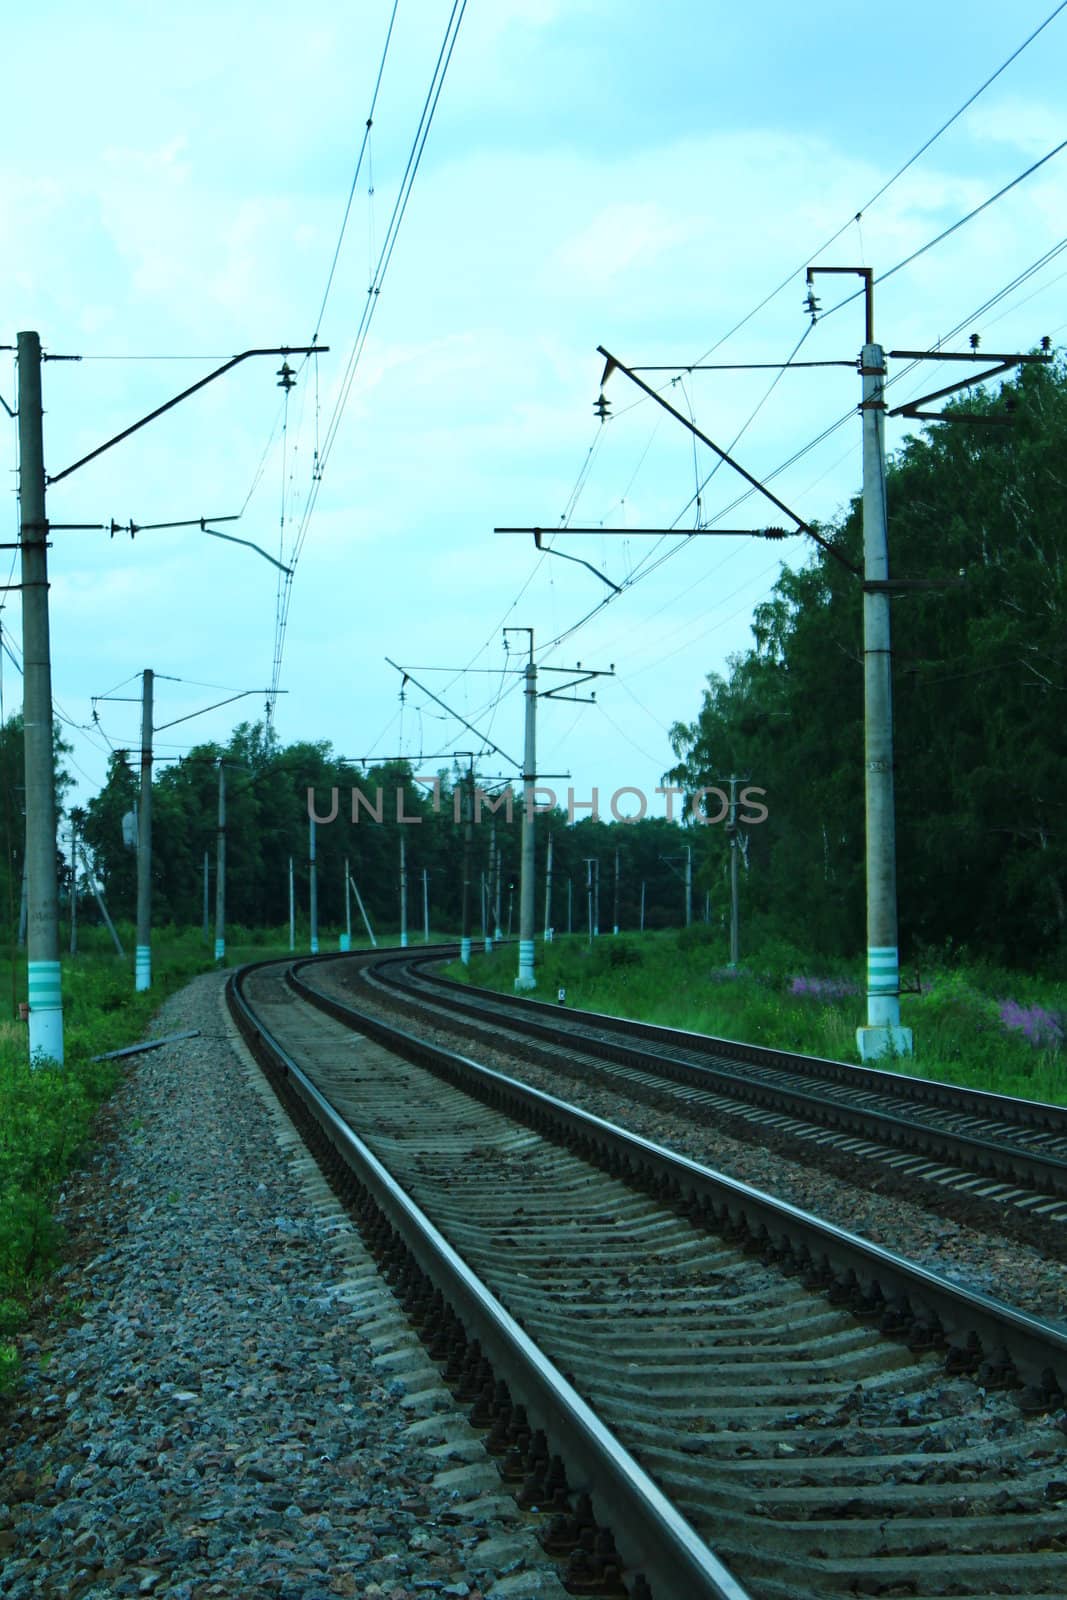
[
  {"x1": 998, "y1": 999, "x2": 1063, "y2": 1049},
  {"x1": 790, "y1": 975, "x2": 861, "y2": 1002}
]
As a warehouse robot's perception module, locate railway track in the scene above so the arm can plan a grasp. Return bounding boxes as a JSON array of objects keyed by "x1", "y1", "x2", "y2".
[
  {"x1": 351, "y1": 950, "x2": 1067, "y2": 1235},
  {"x1": 229, "y1": 954, "x2": 1067, "y2": 1600}
]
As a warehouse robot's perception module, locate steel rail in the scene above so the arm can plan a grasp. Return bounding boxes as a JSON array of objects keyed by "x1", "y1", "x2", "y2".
[
  {"x1": 410, "y1": 954, "x2": 1067, "y2": 1135},
  {"x1": 376, "y1": 953, "x2": 1067, "y2": 1200},
  {"x1": 228, "y1": 960, "x2": 752, "y2": 1600},
  {"x1": 288, "y1": 953, "x2": 1067, "y2": 1400}
]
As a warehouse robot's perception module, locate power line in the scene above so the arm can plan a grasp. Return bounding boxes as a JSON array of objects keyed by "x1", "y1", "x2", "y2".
[
  {"x1": 269, "y1": 0, "x2": 469, "y2": 715},
  {"x1": 310, "y1": 0, "x2": 401, "y2": 345},
  {"x1": 819, "y1": 139, "x2": 1067, "y2": 322},
  {"x1": 688, "y1": 1, "x2": 1067, "y2": 367}
]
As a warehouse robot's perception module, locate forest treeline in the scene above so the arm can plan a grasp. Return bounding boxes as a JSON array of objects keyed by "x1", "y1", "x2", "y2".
[
  {"x1": 668, "y1": 356, "x2": 1067, "y2": 972},
  {"x1": 67, "y1": 727, "x2": 696, "y2": 939},
  {"x1": 2, "y1": 359, "x2": 1064, "y2": 969}
]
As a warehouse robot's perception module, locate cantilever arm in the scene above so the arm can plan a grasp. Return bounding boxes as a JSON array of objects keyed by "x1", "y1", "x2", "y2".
[{"x1": 47, "y1": 345, "x2": 326, "y2": 486}]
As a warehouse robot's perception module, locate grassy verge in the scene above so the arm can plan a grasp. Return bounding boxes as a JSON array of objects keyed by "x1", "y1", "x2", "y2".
[
  {"x1": 445, "y1": 929, "x2": 1067, "y2": 1106},
  {"x1": 0, "y1": 925, "x2": 217, "y2": 1391}
]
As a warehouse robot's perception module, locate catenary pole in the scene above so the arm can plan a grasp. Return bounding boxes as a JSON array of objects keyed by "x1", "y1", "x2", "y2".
[
  {"x1": 422, "y1": 867, "x2": 430, "y2": 942},
  {"x1": 18, "y1": 332, "x2": 63, "y2": 1063},
  {"x1": 640, "y1": 879, "x2": 646, "y2": 933},
  {"x1": 858, "y1": 333, "x2": 912, "y2": 1059},
  {"x1": 135, "y1": 668, "x2": 154, "y2": 991},
  {"x1": 494, "y1": 840, "x2": 503, "y2": 940},
  {"x1": 516, "y1": 641, "x2": 537, "y2": 989},
  {"x1": 342, "y1": 855, "x2": 351, "y2": 950},
  {"x1": 289, "y1": 855, "x2": 296, "y2": 951},
  {"x1": 460, "y1": 766, "x2": 473, "y2": 965},
  {"x1": 613, "y1": 846, "x2": 620, "y2": 936},
  {"x1": 543, "y1": 830, "x2": 553, "y2": 940},
  {"x1": 202, "y1": 851, "x2": 210, "y2": 943},
  {"x1": 309, "y1": 816, "x2": 319, "y2": 954},
  {"x1": 214, "y1": 762, "x2": 226, "y2": 962},
  {"x1": 728, "y1": 775, "x2": 740, "y2": 968},
  {"x1": 400, "y1": 832, "x2": 408, "y2": 948},
  {"x1": 485, "y1": 822, "x2": 496, "y2": 951}
]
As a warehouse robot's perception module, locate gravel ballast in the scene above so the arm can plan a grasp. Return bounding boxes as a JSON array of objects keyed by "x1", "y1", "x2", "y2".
[{"x1": 0, "y1": 973, "x2": 570, "y2": 1600}]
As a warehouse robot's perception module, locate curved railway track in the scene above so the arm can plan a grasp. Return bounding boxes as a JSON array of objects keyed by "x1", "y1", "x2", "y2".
[
  {"x1": 228, "y1": 952, "x2": 1067, "y2": 1600},
  {"x1": 352, "y1": 949, "x2": 1067, "y2": 1236}
]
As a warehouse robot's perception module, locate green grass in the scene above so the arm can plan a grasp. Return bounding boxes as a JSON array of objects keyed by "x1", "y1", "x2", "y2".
[
  {"x1": 445, "y1": 929, "x2": 1067, "y2": 1106},
  {"x1": 0, "y1": 924, "x2": 214, "y2": 1392}
]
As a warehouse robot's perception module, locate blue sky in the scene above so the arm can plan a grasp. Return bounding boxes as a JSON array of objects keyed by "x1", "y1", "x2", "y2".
[{"x1": 4, "y1": 0, "x2": 1065, "y2": 818}]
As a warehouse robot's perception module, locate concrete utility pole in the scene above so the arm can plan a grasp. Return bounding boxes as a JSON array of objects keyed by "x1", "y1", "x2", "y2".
[
  {"x1": 214, "y1": 762, "x2": 226, "y2": 963},
  {"x1": 480, "y1": 870, "x2": 488, "y2": 949},
  {"x1": 203, "y1": 851, "x2": 210, "y2": 943},
  {"x1": 584, "y1": 858, "x2": 595, "y2": 946},
  {"x1": 422, "y1": 867, "x2": 430, "y2": 942},
  {"x1": 494, "y1": 841, "x2": 503, "y2": 941},
  {"x1": 857, "y1": 332, "x2": 912, "y2": 1060},
  {"x1": 460, "y1": 766, "x2": 473, "y2": 965},
  {"x1": 399, "y1": 833, "x2": 408, "y2": 948},
  {"x1": 135, "y1": 668, "x2": 154, "y2": 991},
  {"x1": 727, "y1": 776, "x2": 741, "y2": 969},
  {"x1": 341, "y1": 856, "x2": 351, "y2": 951},
  {"x1": 543, "y1": 831, "x2": 553, "y2": 940},
  {"x1": 593, "y1": 857, "x2": 600, "y2": 938},
  {"x1": 486, "y1": 822, "x2": 497, "y2": 951},
  {"x1": 309, "y1": 816, "x2": 319, "y2": 955},
  {"x1": 516, "y1": 638, "x2": 537, "y2": 989},
  {"x1": 18, "y1": 333, "x2": 63, "y2": 1063},
  {"x1": 289, "y1": 856, "x2": 296, "y2": 951},
  {"x1": 612, "y1": 847, "x2": 620, "y2": 936}
]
